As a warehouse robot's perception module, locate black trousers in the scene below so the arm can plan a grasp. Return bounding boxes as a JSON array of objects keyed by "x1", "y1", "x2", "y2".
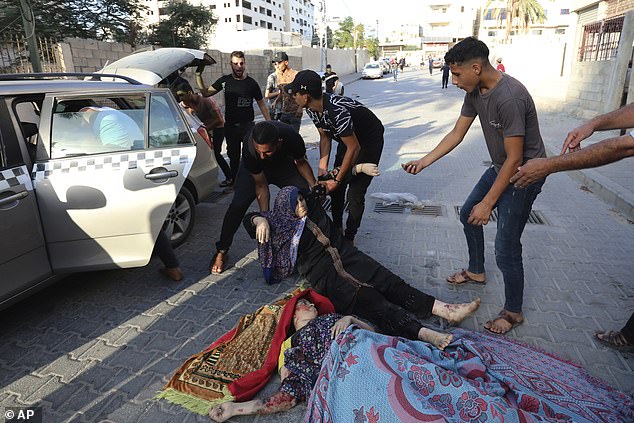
[
  {"x1": 215, "y1": 163, "x2": 310, "y2": 252},
  {"x1": 350, "y1": 267, "x2": 436, "y2": 340},
  {"x1": 224, "y1": 122, "x2": 254, "y2": 181},
  {"x1": 153, "y1": 230, "x2": 179, "y2": 268},
  {"x1": 212, "y1": 127, "x2": 231, "y2": 180},
  {"x1": 623, "y1": 312, "x2": 634, "y2": 343}
]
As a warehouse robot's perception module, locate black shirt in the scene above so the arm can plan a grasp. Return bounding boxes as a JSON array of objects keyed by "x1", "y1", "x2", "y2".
[
  {"x1": 211, "y1": 75, "x2": 263, "y2": 125},
  {"x1": 242, "y1": 121, "x2": 307, "y2": 175},
  {"x1": 305, "y1": 93, "x2": 383, "y2": 153}
]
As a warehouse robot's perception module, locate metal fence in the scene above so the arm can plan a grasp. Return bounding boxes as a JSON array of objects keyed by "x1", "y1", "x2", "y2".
[
  {"x1": 578, "y1": 15, "x2": 625, "y2": 62},
  {"x1": 0, "y1": 35, "x2": 64, "y2": 73}
]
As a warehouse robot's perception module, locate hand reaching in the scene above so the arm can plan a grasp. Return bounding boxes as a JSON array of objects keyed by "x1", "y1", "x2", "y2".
[
  {"x1": 353, "y1": 163, "x2": 380, "y2": 176},
  {"x1": 561, "y1": 122, "x2": 594, "y2": 154},
  {"x1": 253, "y1": 216, "x2": 270, "y2": 243},
  {"x1": 401, "y1": 159, "x2": 425, "y2": 174},
  {"x1": 510, "y1": 158, "x2": 550, "y2": 188}
]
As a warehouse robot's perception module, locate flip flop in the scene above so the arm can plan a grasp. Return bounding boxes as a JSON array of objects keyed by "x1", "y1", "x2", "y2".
[
  {"x1": 447, "y1": 269, "x2": 486, "y2": 285},
  {"x1": 484, "y1": 310, "x2": 524, "y2": 335},
  {"x1": 594, "y1": 330, "x2": 634, "y2": 351}
]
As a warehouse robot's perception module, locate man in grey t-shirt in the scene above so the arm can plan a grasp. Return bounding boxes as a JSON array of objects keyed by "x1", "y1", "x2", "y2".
[{"x1": 402, "y1": 37, "x2": 546, "y2": 336}]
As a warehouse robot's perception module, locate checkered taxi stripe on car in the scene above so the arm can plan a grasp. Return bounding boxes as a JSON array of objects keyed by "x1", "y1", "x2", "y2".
[
  {"x1": 31, "y1": 150, "x2": 191, "y2": 182},
  {"x1": 0, "y1": 166, "x2": 33, "y2": 191}
]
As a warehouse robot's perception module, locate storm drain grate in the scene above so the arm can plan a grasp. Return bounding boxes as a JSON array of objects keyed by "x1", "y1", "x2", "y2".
[
  {"x1": 373, "y1": 203, "x2": 445, "y2": 217},
  {"x1": 411, "y1": 204, "x2": 444, "y2": 217},
  {"x1": 373, "y1": 203, "x2": 404, "y2": 214},
  {"x1": 455, "y1": 206, "x2": 548, "y2": 225}
]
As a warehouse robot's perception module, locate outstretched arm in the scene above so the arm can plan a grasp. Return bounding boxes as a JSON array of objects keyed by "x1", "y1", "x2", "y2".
[
  {"x1": 195, "y1": 69, "x2": 218, "y2": 97},
  {"x1": 209, "y1": 392, "x2": 297, "y2": 422},
  {"x1": 562, "y1": 103, "x2": 634, "y2": 153},
  {"x1": 402, "y1": 115, "x2": 475, "y2": 174},
  {"x1": 512, "y1": 132, "x2": 634, "y2": 188}
]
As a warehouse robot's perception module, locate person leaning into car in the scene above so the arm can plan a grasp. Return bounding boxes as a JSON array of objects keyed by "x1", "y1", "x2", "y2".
[
  {"x1": 195, "y1": 51, "x2": 271, "y2": 186},
  {"x1": 209, "y1": 120, "x2": 317, "y2": 274}
]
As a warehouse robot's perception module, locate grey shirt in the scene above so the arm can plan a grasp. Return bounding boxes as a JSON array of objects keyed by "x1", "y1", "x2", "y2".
[{"x1": 461, "y1": 73, "x2": 546, "y2": 170}]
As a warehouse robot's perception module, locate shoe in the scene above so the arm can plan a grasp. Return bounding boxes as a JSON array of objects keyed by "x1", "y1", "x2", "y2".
[
  {"x1": 219, "y1": 179, "x2": 234, "y2": 188},
  {"x1": 160, "y1": 267, "x2": 183, "y2": 281},
  {"x1": 595, "y1": 330, "x2": 634, "y2": 351},
  {"x1": 484, "y1": 310, "x2": 524, "y2": 335},
  {"x1": 446, "y1": 269, "x2": 486, "y2": 285}
]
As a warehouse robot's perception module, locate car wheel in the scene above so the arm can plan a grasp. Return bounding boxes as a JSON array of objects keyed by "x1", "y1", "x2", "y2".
[{"x1": 163, "y1": 186, "x2": 196, "y2": 248}]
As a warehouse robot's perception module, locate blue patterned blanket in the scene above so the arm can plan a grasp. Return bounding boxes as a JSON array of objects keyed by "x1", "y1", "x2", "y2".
[{"x1": 304, "y1": 328, "x2": 633, "y2": 422}]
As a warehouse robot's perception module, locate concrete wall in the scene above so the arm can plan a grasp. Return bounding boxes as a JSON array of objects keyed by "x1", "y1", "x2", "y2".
[{"x1": 565, "y1": 10, "x2": 634, "y2": 118}]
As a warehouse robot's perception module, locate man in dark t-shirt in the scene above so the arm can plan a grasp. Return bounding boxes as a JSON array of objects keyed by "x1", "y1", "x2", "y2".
[
  {"x1": 403, "y1": 37, "x2": 547, "y2": 336},
  {"x1": 287, "y1": 70, "x2": 384, "y2": 243},
  {"x1": 210, "y1": 120, "x2": 316, "y2": 273},
  {"x1": 196, "y1": 51, "x2": 271, "y2": 184}
]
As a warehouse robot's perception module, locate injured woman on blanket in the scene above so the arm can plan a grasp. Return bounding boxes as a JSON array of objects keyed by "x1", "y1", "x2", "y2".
[
  {"x1": 242, "y1": 186, "x2": 480, "y2": 349},
  {"x1": 209, "y1": 296, "x2": 371, "y2": 421}
]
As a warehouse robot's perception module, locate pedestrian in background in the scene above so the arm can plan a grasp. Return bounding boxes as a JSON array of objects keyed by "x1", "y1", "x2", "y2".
[
  {"x1": 172, "y1": 80, "x2": 232, "y2": 187},
  {"x1": 392, "y1": 60, "x2": 398, "y2": 81},
  {"x1": 510, "y1": 102, "x2": 634, "y2": 350},
  {"x1": 428, "y1": 55, "x2": 434, "y2": 75},
  {"x1": 270, "y1": 52, "x2": 303, "y2": 132},
  {"x1": 496, "y1": 57, "x2": 505, "y2": 72},
  {"x1": 441, "y1": 60, "x2": 450, "y2": 89},
  {"x1": 265, "y1": 62, "x2": 282, "y2": 121},
  {"x1": 196, "y1": 51, "x2": 271, "y2": 185},
  {"x1": 402, "y1": 37, "x2": 547, "y2": 336}
]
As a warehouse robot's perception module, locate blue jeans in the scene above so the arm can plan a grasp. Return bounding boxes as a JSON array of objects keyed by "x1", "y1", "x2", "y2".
[{"x1": 460, "y1": 167, "x2": 544, "y2": 313}]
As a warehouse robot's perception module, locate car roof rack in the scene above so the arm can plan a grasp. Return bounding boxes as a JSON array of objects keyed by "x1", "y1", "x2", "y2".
[{"x1": 0, "y1": 72, "x2": 142, "y2": 85}]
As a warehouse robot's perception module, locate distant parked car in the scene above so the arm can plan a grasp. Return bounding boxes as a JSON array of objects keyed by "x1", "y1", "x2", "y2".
[
  {"x1": 379, "y1": 60, "x2": 390, "y2": 74},
  {"x1": 362, "y1": 62, "x2": 383, "y2": 79},
  {"x1": 432, "y1": 58, "x2": 443, "y2": 68}
]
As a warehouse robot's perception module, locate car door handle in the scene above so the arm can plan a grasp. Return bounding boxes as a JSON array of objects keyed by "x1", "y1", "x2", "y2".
[
  {"x1": 0, "y1": 190, "x2": 29, "y2": 207},
  {"x1": 145, "y1": 170, "x2": 178, "y2": 180}
]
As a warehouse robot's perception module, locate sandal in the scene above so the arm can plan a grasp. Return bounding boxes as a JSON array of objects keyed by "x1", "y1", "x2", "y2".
[
  {"x1": 447, "y1": 269, "x2": 486, "y2": 285},
  {"x1": 595, "y1": 330, "x2": 634, "y2": 351},
  {"x1": 484, "y1": 310, "x2": 524, "y2": 335},
  {"x1": 209, "y1": 250, "x2": 227, "y2": 274}
]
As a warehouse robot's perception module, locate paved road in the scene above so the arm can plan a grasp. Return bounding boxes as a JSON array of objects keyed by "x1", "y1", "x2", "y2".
[{"x1": 1, "y1": 68, "x2": 633, "y2": 422}]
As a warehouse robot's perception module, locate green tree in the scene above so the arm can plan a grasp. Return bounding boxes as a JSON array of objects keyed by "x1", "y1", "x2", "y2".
[
  {"x1": 486, "y1": 0, "x2": 548, "y2": 41},
  {"x1": 364, "y1": 37, "x2": 380, "y2": 60},
  {"x1": 0, "y1": 0, "x2": 147, "y2": 43},
  {"x1": 332, "y1": 16, "x2": 364, "y2": 49},
  {"x1": 145, "y1": 1, "x2": 216, "y2": 49}
]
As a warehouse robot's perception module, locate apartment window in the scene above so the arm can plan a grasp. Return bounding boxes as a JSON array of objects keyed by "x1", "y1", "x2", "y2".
[
  {"x1": 267, "y1": 9, "x2": 271, "y2": 16},
  {"x1": 555, "y1": 28, "x2": 565, "y2": 35},
  {"x1": 268, "y1": 22, "x2": 272, "y2": 29},
  {"x1": 292, "y1": 17, "x2": 294, "y2": 22},
  {"x1": 244, "y1": 14, "x2": 252, "y2": 24},
  {"x1": 579, "y1": 16, "x2": 624, "y2": 61},
  {"x1": 560, "y1": 9, "x2": 569, "y2": 15},
  {"x1": 260, "y1": 20, "x2": 266, "y2": 26},
  {"x1": 243, "y1": 0, "x2": 251, "y2": 9},
  {"x1": 484, "y1": 8, "x2": 506, "y2": 20},
  {"x1": 235, "y1": 0, "x2": 239, "y2": 6},
  {"x1": 259, "y1": 6, "x2": 264, "y2": 13},
  {"x1": 461, "y1": 6, "x2": 464, "y2": 12},
  {"x1": 532, "y1": 29, "x2": 542, "y2": 35},
  {"x1": 236, "y1": 14, "x2": 241, "y2": 22},
  {"x1": 488, "y1": 31, "x2": 496, "y2": 37}
]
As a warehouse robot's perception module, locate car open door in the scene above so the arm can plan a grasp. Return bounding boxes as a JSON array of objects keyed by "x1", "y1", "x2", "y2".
[{"x1": 33, "y1": 89, "x2": 196, "y2": 272}]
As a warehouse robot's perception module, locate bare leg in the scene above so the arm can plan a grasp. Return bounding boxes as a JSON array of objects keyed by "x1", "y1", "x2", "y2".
[
  {"x1": 209, "y1": 392, "x2": 296, "y2": 422},
  {"x1": 418, "y1": 327, "x2": 453, "y2": 350},
  {"x1": 432, "y1": 298, "x2": 481, "y2": 325}
]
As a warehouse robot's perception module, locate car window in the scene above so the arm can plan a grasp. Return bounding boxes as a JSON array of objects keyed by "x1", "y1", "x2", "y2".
[
  {"x1": 149, "y1": 92, "x2": 192, "y2": 148},
  {"x1": 50, "y1": 96, "x2": 145, "y2": 158}
]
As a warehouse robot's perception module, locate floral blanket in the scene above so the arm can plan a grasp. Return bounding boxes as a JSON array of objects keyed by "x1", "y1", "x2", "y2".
[{"x1": 304, "y1": 328, "x2": 634, "y2": 422}]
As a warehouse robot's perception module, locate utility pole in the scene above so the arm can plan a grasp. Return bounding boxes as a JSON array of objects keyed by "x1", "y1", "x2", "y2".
[
  {"x1": 18, "y1": 0, "x2": 42, "y2": 72},
  {"x1": 353, "y1": 16, "x2": 357, "y2": 72}
]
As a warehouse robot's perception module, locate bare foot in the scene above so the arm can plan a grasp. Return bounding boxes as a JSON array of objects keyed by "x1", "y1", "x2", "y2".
[
  {"x1": 418, "y1": 327, "x2": 453, "y2": 350},
  {"x1": 210, "y1": 250, "x2": 227, "y2": 274},
  {"x1": 432, "y1": 298, "x2": 481, "y2": 325},
  {"x1": 159, "y1": 266, "x2": 183, "y2": 281}
]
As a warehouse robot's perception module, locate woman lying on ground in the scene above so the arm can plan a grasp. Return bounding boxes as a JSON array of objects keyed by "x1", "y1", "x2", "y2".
[
  {"x1": 209, "y1": 292, "x2": 373, "y2": 421},
  {"x1": 243, "y1": 186, "x2": 480, "y2": 350}
]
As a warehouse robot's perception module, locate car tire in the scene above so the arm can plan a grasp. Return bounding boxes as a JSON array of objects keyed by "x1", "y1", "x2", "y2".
[{"x1": 163, "y1": 186, "x2": 195, "y2": 248}]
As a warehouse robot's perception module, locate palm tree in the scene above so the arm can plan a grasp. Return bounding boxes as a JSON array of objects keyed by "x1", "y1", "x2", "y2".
[{"x1": 485, "y1": 0, "x2": 548, "y2": 42}]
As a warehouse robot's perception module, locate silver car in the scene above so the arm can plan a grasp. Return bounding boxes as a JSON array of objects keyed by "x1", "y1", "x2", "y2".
[
  {"x1": 362, "y1": 62, "x2": 384, "y2": 79},
  {"x1": 0, "y1": 70, "x2": 209, "y2": 309},
  {"x1": 99, "y1": 48, "x2": 219, "y2": 247}
]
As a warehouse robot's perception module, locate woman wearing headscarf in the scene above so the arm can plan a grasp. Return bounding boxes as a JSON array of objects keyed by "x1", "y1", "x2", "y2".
[{"x1": 244, "y1": 186, "x2": 480, "y2": 349}]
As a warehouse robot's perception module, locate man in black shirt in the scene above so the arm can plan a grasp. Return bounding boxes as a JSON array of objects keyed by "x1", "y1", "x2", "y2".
[
  {"x1": 196, "y1": 51, "x2": 271, "y2": 185},
  {"x1": 209, "y1": 121, "x2": 316, "y2": 273},
  {"x1": 287, "y1": 70, "x2": 383, "y2": 243}
]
